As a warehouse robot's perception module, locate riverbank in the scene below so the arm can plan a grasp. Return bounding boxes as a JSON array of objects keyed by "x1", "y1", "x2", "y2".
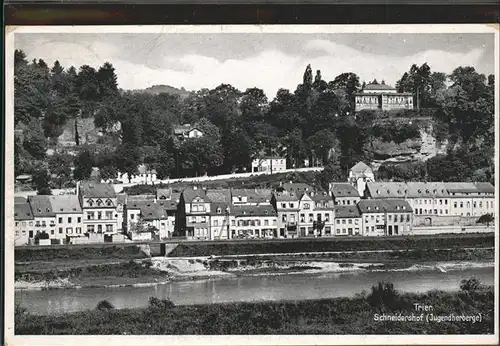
[
  {"x1": 15, "y1": 247, "x2": 494, "y2": 291},
  {"x1": 15, "y1": 279, "x2": 494, "y2": 334}
]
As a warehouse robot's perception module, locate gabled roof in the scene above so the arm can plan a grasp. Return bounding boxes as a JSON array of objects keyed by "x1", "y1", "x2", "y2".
[
  {"x1": 80, "y1": 181, "x2": 116, "y2": 198},
  {"x1": 209, "y1": 202, "x2": 230, "y2": 216},
  {"x1": 28, "y1": 195, "x2": 55, "y2": 217},
  {"x1": 14, "y1": 202, "x2": 34, "y2": 220},
  {"x1": 48, "y1": 195, "x2": 82, "y2": 214},
  {"x1": 363, "y1": 83, "x2": 396, "y2": 91},
  {"x1": 128, "y1": 194, "x2": 156, "y2": 202},
  {"x1": 331, "y1": 183, "x2": 360, "y2": 198},
  {"x1": 231, "y1": 189, "x2": 272, "y2": 203},
  {"x1": 206, "y1": 189, "x2": 231, "y2": 203},
  {"x1": 282, "y1": 183, "x2": 313, "y2": 193},
  {"x1": 182, "y1": 187, "x2": 207, "y2": 203},
  {"x1": 309, "y1": 191, "x2": 331, "y2": 202},
  {"x1": 474, "y1": 182, "x2": 495, "y2": 194},
  {"x1": 233, "y1": 205, "x2": 277, "y2": 217},
  {"x1": 358, "y1": 199, "x2": 412, "y2": 214},
  {"x1": 15, "y1": 196, "x2": 27, "y2": 204},
  {"x1": 334, "y1": 206, "x2": 361, "y2": 218},
  {"x1": 350, "y1": 162, "x2": 372, "y2": 174},
  {"x1": 273, "y1": 191, "x2": 299, "y2": 202}
]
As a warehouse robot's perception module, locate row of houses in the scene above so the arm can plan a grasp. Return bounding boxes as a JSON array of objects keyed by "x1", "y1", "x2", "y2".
[{"x1": 14, "y1": 163, "x2": 496, "y2": 246}]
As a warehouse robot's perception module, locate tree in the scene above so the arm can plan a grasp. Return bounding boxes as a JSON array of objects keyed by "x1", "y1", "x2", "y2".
[
  {"x1": 329, "y1": 72, "x2": 361, "y2": 112},
  {"x1": 73, "y1": 150, "x2": 94, "y2": 181},
  {"x1": 476, "y1": 213, "x2": 494, "y2": 227},
  {"x1": 115, "y1": 145, "x2": 142, "y2": 182},
  {"x1": 240, "y1": 88, "x2": 268, "y2": 121},
  {"x1": 32, "y1": 167, "x2": 52, "y2": 195},
  {"x1": 48, "y1": 152, "x2": 73, "y2": 188},
  {"x1": 307, "y1": 129, "x2": 339, "y2": 166},
  {"x1": 23, "y1": 118, "x2": 47, "y2": 160},
  {"x1": 315, "y1": 163, "x2": 346, "y2": 190}
]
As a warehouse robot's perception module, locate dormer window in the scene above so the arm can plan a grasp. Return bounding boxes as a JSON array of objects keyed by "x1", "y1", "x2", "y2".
[
  {"x1": 46, "y1": 208, "x2": 50, "y2": 212},
  {"x1": 387, "y1": 189, "x2": 390, "y2": 194},
  {"x1": 97, "y1": 200, "x2": 103, "y2": 207},
  {"x1": 265, "y1": 210, "x2": 268, "y2": 214},
  {"x1": 425, "y1": 190, "x2": 429, "y2": 194},
  {"x1": 88, "y1": 200, "x2": 94, "y2": 207},
  {"x1": 376, "y1": 190, "x2": 380, "y2": 194},
  {"x1": 396, "y1": 206, "x2": 400, "y2": 210},
  {"x1": 367, "y1": 206, "x2": 371, "y2": 210},
  {"x1": 106, "y1": 199, "x2": 113, "y2": 206},
  {"x1": 217, "y1": 208, "x2": 221, "y2": 214},
  {"x1": 375, "y1": 206, "x2": 379, "y2": 210},
  {"x1": 417, "y1": 189, "x2": 422, "y2": 194},
  {"x1": 402, "y1": 206, "x2": 406, "y2": 210}
]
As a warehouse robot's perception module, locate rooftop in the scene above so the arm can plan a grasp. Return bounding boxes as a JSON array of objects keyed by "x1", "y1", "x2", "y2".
[
  {"x1": 28, "y1": 195, "x2": 55, "y2": 217},
  {"x1": 48, "y1": 195, "x2": 82, "y2": 214},
  {"x1": 231, "y1": 188, "x2": 272, "y2": 203},
  {"x1": 80, "y1": 181, "x2": 116, "y2": 198},
  {"x1": 233, "y1": 204, "x2": 277, "y2": 217},
  {"x1": 331, "y1": 183, "x2": 360, "y2": 198},
  {"x1": 334, "y1": 205, "x2": 361, "y2": 218},
  {"x1": 14, "y1": 202, "x2": 34, "y2": 220},
  {"x1": 363, "y1": 83, "x2": 396, "y2": 91},
  {"x1": 206, "y1": 189, "x2": 231, "y2": 203},
  {"x1": 358, "y1": 199, "x2": 413, "y2": 213},
  {"x1": 282, "y1": 183, "x2": 313, "y2": 193},
  {"x1": 350, "y1": 161, "x2": 373, "y2": 174},
  {"x1": 273, "y1": 191, "x2": 299, "y2": 202}
]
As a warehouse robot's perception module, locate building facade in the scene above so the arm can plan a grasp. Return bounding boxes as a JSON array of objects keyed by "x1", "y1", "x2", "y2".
[
  {"x1": 78, "y1": 181, "x2": 119, "y2": 236},
  {"x1": 231, "y1": 205, "x2": 278, "y2": 239},
  {"x1": 173, "y1": 124, "x2": 204, "y2": 139},
  {"x1": 364, "y1": 182, "x2": 495, "y2": 226},
  {"x1": 349, "y1": 161, "x2": 375, "y2": 197},
  {"x1": 271, "y1": 191, "x2": 300, "y2": 238},
  {"x1": 14, "y1": 201, "x2": 34, "y2": 246},
  {"x1": 49, "y1": 195, "x2": 84, "y2": 244},
  {"x1": 358, "y1": 199, "x2": 413, "y2": 236},
  {"x1": 251, "y1": 157, "x2": 286, "y2": 173},
  {"x1": 178, "y1": 186, "x2": 211, "y2": 240},
  {"x1": 27, "y1": 195, "x2": 57, "y2": 242},
  {"x1": 333, "y1": 206, "x2": 362, "y2": 236},
  {"x1": 354, "y1": 83, "x2": 413, "y2": 112},
  {"x1": 330, "y1": 183, "x2": 361, "y2": 206}
]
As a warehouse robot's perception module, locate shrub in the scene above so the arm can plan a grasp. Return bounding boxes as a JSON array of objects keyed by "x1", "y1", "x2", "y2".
[
  {"x1": 95, "y1": 300, "x2": 115, "y2": 311},
  {"x1": 367, "y1": 281, "x2": 400, "y2": 310},
  {"x1": 148, "y1": 297, "x2": 175, "y2": 310},
  {"x1": 460, "y1": 277, "x2": 482, "y2": 293}
]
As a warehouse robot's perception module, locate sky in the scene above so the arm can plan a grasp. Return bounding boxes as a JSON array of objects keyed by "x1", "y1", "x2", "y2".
[{"x1": 15, "y1": 32, "x2": 495, "y2": 99}]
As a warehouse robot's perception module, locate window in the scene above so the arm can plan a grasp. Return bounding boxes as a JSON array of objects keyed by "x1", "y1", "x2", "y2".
[
  {"x1": 106, "y1": 211, "x2": 113, "y2": 219},
  {"x1": 106, "y1": 200, "x2": 113, "y2": 207},
  {"x1": 348, "y1": 219, "x2": 352, "y2": 224},
  {"x1": 445, "y1": 200, "x2": 448, "y2": 205},
  {"x1": 29, "y1": 221, "x2": 33, "y2": 226},
  {"x1": 406, "y1": 214, "x2": 410, "y2": 222},
  {"x1": 76, "y1": 227, "x2": 81, "y2": 234},
  {"x1": 264, "y1": 220, "x2": 269, "y2": 226},
  {"x1": 467, "y1": 202, "x2": 470, "y2": 208},
  {"x1": 88, "y1": 200, "x2": 94, "y2": 207},
  {"x1": 460, "y1": 202, "x2": 463, "y2": 208},
  {"x1": 371, "y1": 215, "x2": 374, "y2": 221},
  {"x1": 51, "y1": 230, "x2": 54, "y2": 235},
  {"x1": 15, "y1": 222, "x2": 19, "y2": 227},
  {"x1": 59, "y1": 228, "x2": 63, "y2": 234},
  {"x1": 130, "y1": 214, "x2": 135, "y2": 220},
  {"x1": 88, "y1": 225, "x2": 95, "y2": 232},
  {"x1": 388, "y1": 215, "x2": 392, "y2": 221},
  {"x1": 434, "y1": 209, "x2": 437, "y2": 214},
  {"x1": 231, "y1": 220, "x2": 235, "y2": 226},
  {"x1": 325, "y1": 226, "x2": 331, "y2": 234},
  {"x1": 281, "y1": 203, "x2": 286, "y2": 208},
  {"x1": 325, "y1": 213, "x2": 330, "y2": 222},
  {"x1": 77, "y1": 217, "x2": 81, "y2": 223},
  {"x1": 282, "y1": 215, "x2": 287, "y2": 222},
  {"x1": 68, "y1": 217, "x2": 72, "y2": 223},
  {"x1": 58, "y1": 217, "x2": 63, "y2": 223},
  {"x1": 97, "y1": 200, "x2": 103, "y2": 207},
  {"x1": 66, "y1": 228, "x2": 72, "y2": 234},
  {"x1": 97, "y1": 225, "x2": 103, "y2": 233},
  {"x1": 88, "y1": 212, "x2": 95, "y2": 220},
  {"x1": 42, "y1": 221, "x2": 47, "y2": 227},
  {"x1": 289, "y1": 203, "x2": 293, "y2": 208},
  {"x1": 400, "y1": 214, "x2": 404, "y2": 222},
  {"x1": 354, "y1": 219, "x2": 359, "y2": 225},
  {"x1": 342, "y1": 220, "x2": 346, "y2": 224},
  {"x1": 98, "y1": 212, "x2": 103, "y2": 220},
  {"x1": 479, "y1": 201, "x2": 483, "y2": 208},
  {"x1": 439, "y1": 209, "x2": 443, "y2": 214},
  {"x1": 304, "y1": 203, "x2": 310, "y2": 209},
  {"x1": 336, "y1": 219, "x2": 340, "y2": 224},
  {"x1": 217, "y1": 208, "x2": 222, "y2": 214},
  {"x1": 15, "y1": 231, "x2": 19, "y2": 236},
  {"x1": 439, "y1": 200, "x2": 442, "y2": 205},
  {"x1": 445, "y1": 210, "x2": 448, "y2": 214},
  {"x1": 106, "y1": 224, "x2": 113, "y2": 232}
]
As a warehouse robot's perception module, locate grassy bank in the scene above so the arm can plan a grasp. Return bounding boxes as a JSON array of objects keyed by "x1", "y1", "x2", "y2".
[
  {"x1": 168, "y1": 234, "x2": 494, "y2": 257},
  {"x1": 15, "y1": 260, "x2": 171, "y2": 289},
  {"x1": 15, "y1": 278, "x2": 494, "y2": 335},
  {"x1": 15, "y1": 245, "x2": 149, "y2": 262}
]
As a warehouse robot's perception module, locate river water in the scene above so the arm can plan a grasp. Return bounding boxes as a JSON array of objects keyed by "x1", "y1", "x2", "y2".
[{"x1": 16, "y1": 264, "x2": 494, "y2": 315}]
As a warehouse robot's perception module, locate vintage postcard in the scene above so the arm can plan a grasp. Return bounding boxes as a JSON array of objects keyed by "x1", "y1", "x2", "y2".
[{"x1": 4, "y1": 24, "x2": 499, "y2": 345}]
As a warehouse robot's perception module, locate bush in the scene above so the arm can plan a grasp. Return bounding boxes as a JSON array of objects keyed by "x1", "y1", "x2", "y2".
[
  {"x1": 460, "y1": 277, "x2": 482, "y2": 293},
  {"x1": 148, "y1": 297, "x2": 175, "y2": 310},
  {"x1": 96, "y1": 300, "x2": 115, "y2": 311},
  {"x1": 367, "y1": 281, "x2": 400, "y2": 310}
]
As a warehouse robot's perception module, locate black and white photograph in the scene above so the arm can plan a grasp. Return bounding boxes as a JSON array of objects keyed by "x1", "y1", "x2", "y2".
[{"x1": 4, "y1": 24, "x2": 499, "y2": 344}]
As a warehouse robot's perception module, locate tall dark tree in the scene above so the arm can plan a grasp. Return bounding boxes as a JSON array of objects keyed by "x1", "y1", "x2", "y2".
[
  {"x1": 23, "y1": 118, "x2": 47, "y2": 160},
  {"x1": 73, "y1": 150, "x2": 94, "y2": 181},
  {"x1": 32, "y1": 166, "x2": 52, "y2": 195}
]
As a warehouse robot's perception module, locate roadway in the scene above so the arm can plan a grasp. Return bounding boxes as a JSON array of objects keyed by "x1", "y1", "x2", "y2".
[{"x1": 15, "y1": 232, "x2": 494, "y2": 250}]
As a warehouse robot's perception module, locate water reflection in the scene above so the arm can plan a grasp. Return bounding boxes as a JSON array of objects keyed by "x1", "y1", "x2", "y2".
[{"x1": 16, "y1": 267, "x2": 494, "y2": 315}]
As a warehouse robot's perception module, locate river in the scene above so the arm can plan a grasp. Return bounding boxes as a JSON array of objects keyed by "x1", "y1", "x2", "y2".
[{"x1": 16, "y1": 264, "x2": 494, "y2": 315}]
